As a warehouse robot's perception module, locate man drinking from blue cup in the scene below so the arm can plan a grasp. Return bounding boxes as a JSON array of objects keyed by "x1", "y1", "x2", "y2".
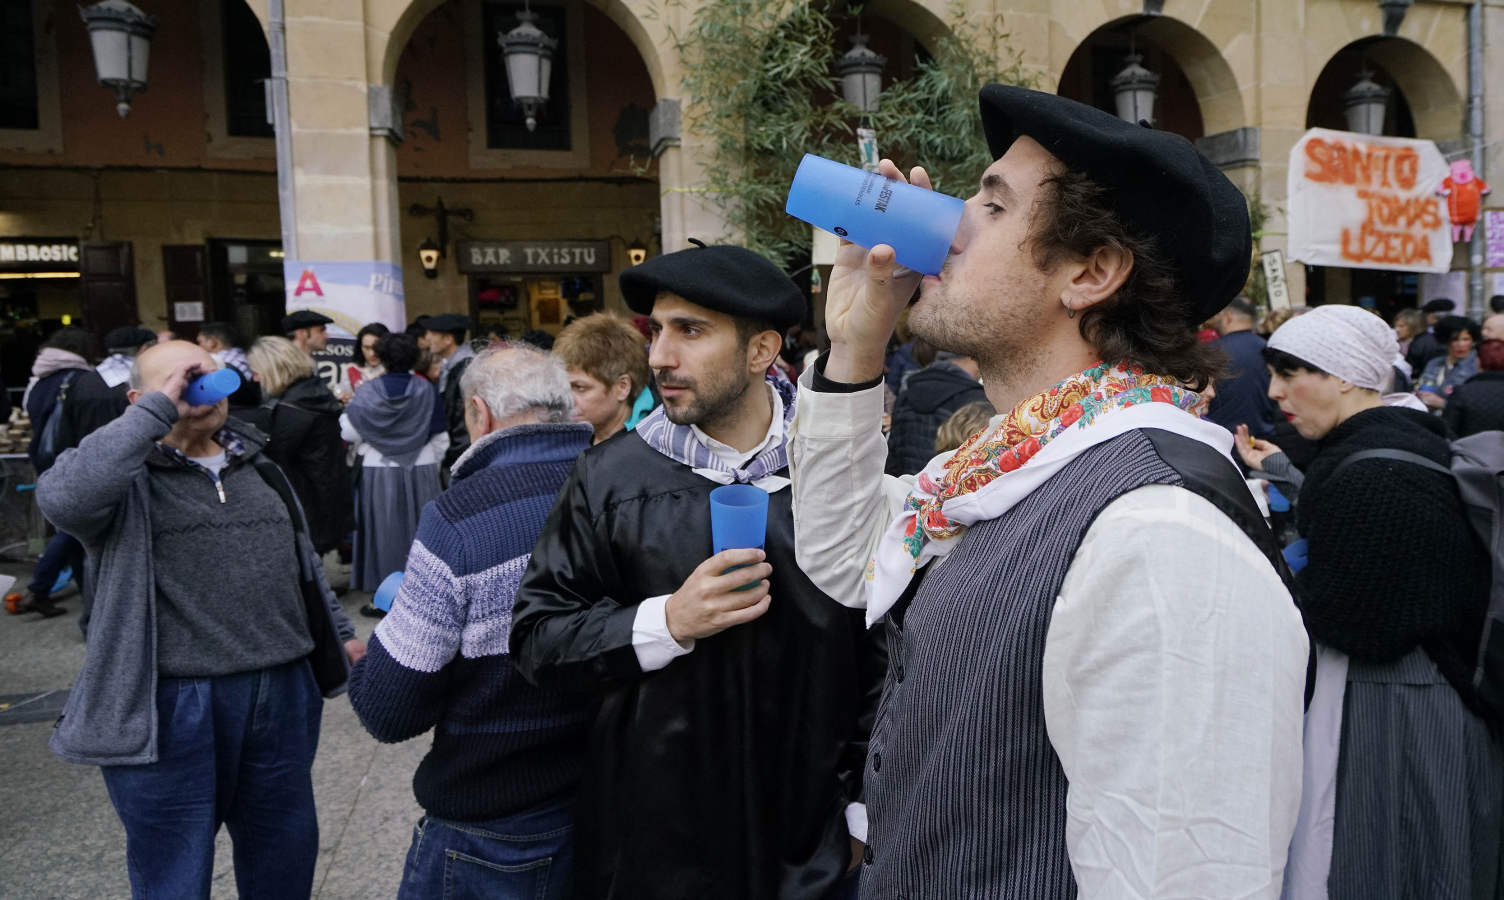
[
  {"x1": 788, "y1": 85, "x2": 1310, "y2": 897},
  {"x1": 511, "y1": 243, "x2": 884, "y2": 899}
]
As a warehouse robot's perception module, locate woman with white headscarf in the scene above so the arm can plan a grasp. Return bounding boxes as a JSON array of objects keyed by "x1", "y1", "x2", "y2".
[{"x1": 1239, "y1": 305, "x2": 1501, "y2": 900}]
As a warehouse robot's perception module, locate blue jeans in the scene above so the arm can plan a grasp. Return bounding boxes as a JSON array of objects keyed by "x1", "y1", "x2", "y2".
[
  {"x1": 398, "y1": 801, "x2": 574, "y2": 900},
  {"x1": 100, "y1": 658, "x2": 323, "y2": 899},
  {"x1": 27, "y1": 530, "x2": 82, "y2": 597}
]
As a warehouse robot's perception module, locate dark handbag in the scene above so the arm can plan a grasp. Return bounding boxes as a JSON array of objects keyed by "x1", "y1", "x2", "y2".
[
  {"x1": 33, "y1": 371, "x2": 80, "y2": 472},
  {"x1": 252, "y1": 456, "x2": 351, "y2": 695}
]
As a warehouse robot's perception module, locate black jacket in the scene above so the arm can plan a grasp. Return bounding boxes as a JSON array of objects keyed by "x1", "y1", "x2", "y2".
[
  {"x1": 26, "y1": 368, "x2": 128, "y2": 472},
  {"x1": 1207, "y1": 329, "x2": 1280, "y2": 437},
  {"x1": 1405, "y1": 329, "x2": 1445, "y2": 375},
  {"x1": 1296, "y1": 406, "x2": 1491, "y2": 712},
  {"x1": 440, "y1": 353, "x2": 473, "y2": 472},
  {"x1": 233, "y1": 375, "x2": 352, "y2": 554},
  {"x1": 885, "y1": 362, "x2": 987, "y2": 475},
  {"x1": 511, "y1": 432, "x2": 885, "y2": 900},
  {"x1": 1442, "y1": 371, "x2": 1504, "y2": 437}
]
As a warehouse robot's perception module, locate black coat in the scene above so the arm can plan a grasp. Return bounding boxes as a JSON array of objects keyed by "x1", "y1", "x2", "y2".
[
  {"x1": 1442, "y1": 371, "x2": 1504, "y2": 437},
  {"x1": 1405, "y1": 329, "x2": 1444, "y2": 375},
  {"x1": 233, "y1": 375, "x2": 352, "y2": 554},
  {"x1": 440, "y1": 354, "x2": 473, "y2": 472},
  {"x1": 511, "y1": 432, "x2": 885, "y2": 900},
  {"x1": 1296, "y1": 406, "x2": 1491, "y2": 712},
  {"x1": 885, "y1": 362, "x2": 987, "y2": 476},
  {"x1": 26, "y1": 368, "x2": 127, "y2": 472}
]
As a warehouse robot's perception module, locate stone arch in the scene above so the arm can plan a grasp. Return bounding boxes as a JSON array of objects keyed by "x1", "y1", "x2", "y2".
[
  {"x1": 377, "y1": 0, "x2": 667, "y2": 101},
  {"x1": 1306, "y1": 37, "x2": 1463, "y2": 143},
  {"x1": 1055, "y1": 14, "x2": 1245, "y2": 138}
]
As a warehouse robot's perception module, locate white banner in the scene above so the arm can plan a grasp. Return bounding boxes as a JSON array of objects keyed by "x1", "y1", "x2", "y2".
[
  {"x1": 1286, "y1": 128, "x2": 1451, "y2": 274},
  {"x1": 284, "y1": 260, "x2": 407, "y2": 393}
]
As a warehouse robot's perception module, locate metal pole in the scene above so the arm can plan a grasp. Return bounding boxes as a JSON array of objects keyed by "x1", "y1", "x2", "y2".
[
  {"x1": 268, "y1": 0, "x2": 298, "y2": 261},
  {"x1": 1467, "y1": 0, "x2": 1484, "y2": 318}
]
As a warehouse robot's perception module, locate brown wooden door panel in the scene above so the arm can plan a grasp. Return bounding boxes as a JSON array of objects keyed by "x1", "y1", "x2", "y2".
[
  {"x1": 78, "y1": 241, "x2": 139, "y2": 340},
  {"x1": 162, "y1": 244, "x2": 209, "y2": 341}
]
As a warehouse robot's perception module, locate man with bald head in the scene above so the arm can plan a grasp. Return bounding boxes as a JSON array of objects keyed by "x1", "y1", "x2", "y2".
[
  {"x1": 1483, "y1": 312, "x2": 1504, "y2": 343},
  {"x1": 36, "y1": 340, "x2": 362, "y2": 898}
]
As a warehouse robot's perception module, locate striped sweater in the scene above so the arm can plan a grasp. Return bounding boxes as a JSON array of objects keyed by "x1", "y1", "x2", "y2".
[{"x1": 348, "y1": 422, "x2": 595, "y2": 821}]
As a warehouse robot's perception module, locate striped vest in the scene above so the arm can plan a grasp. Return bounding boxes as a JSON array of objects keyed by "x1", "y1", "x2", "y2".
[{"x1": 860, "y1": 428, "x2": 1287, "y2": 899}]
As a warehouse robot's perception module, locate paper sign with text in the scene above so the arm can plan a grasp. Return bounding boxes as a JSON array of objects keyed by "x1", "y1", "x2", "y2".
[{"x1": 1287, "y1": 128, "x2": 1451, "y2": 274}]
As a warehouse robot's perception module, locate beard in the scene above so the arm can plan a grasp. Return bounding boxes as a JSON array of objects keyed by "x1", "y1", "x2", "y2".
[
  {"x1": 908, "y1": 262, "x2": 1051, "y2": 374},
  {"x1": 658, "y1": 362, "x2": 753, "y2": 429}
]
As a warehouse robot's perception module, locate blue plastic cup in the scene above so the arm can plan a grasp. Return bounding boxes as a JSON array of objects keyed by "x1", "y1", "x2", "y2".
[
  {"x1": 373, "y1": 571, "x2": 404, "y2": 612},
  {"x1": 785, "y1": 154, "x2": 964, "y2": 276},
  {"x1": 709, "y1": 484, "x2": 769, "y2": 591},
  {"x1": 183, "y1": 368, "x2": 242, "y2": 406}
]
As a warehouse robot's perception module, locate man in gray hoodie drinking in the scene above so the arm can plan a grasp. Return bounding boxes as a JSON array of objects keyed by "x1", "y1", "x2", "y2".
[{"x1": 36, "y1": 339, "x2": 362, "y2": 899}]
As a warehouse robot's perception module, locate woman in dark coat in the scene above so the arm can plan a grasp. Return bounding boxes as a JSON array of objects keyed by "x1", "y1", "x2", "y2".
[
  {"x1": 340, "y1": 333, "x2": 447, "y2": 591},
  {"x1": 242, "y1": 336, "x2": 352, "y2": 555},
  {"x1": 1443, "y1": 338, "x2": 1504, "y2": 437},
  {"x1": 1245, "y1": 306, "x2": 1501, "y2": 900}
]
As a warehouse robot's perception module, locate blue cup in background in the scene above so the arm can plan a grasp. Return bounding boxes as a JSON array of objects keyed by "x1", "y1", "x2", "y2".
[
  {"x1": 373, "y1": 571, "x2": 404, "y2": 612},
  {"x1": 709, "y1": 485, "x2": 769, "y2": 591},
  {"x1": 785, "y1": 154, "x2": 964, "y2": 276},
  {"x1": 183, "y1": 368, "x2": 242, "y2": 406}
]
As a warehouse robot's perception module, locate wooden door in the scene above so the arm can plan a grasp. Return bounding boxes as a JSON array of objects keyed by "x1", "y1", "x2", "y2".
[
  {"x1": 78, "y1": 241, "x2": 139, "y2": 341},
  {"x1": 162, "y1": 244, "x2": 209, "y2": 341}
]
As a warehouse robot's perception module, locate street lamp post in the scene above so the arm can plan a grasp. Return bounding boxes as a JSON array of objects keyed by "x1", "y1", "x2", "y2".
[
  {"x1": 79, "y1": 0, "x2": 157, "y2": 118},
  {"x1": 1110, "y1": 53, "x2": 1159, "y2": 126},
  {"x1": 835, "y1": 33, "x2": 886, "y2": 114},
  {"x1": 1344, "y1": 70, "x2": 1390, "y2": 136},
  {"x1": 499, "y1": 5, "x2": 558, "y2": 132}
]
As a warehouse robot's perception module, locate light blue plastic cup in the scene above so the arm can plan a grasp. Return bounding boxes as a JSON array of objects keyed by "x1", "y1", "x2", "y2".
[
  {"x1": 373, "y1": 571, "x2": 404, "y2": 612},
  {"x1": 709, "y1": 484, "x2": 769, "y2": 591},
  {"x1": 183, "y1": 368, "x2": 242, "y2": 406},
  {"x1": 785, "y1": 154, "x2": 964, "y2": 276}
]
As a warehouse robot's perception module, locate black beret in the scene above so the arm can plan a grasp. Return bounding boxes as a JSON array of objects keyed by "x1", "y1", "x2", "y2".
[
  {"x1": 620, "y1": 243, "x2": 804, "y2": 329},
  {"x1": 104, "y1": 326, "x2": 156, "y2": 351},
  {"x1": 281, "y1": 309, "x2": 333, "y2": 332},
  {"x1": 979, "y1": 84, "x2": 1252, "y2": 324},
  {"x1": 1421, "y1": 298, "x2": 1456, "y2": 314},
  {"x1": 420, "y1": 313, "x2": 471, "y2": 332}
]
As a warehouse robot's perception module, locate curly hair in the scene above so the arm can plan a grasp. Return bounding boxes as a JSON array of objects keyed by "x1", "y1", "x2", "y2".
[{"x1": 1029, "y1": 171, "x2": 1226, "y2": 390}]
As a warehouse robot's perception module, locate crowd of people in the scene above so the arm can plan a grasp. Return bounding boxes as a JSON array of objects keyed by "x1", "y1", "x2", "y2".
[{"x1": 7, "y1": 84, "x2": 1504, "y2": 900}]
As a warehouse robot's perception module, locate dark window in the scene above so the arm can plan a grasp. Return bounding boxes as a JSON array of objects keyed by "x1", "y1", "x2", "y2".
[
  {"x1": 0, "y1": 1, "x2": 39, "y2": 130},
  {"x1": 223, "y1": 0, "x2": 273, "y2": 137},
  {"x1": 483, "y1": 2, "x2": 571, "y2": 151}
]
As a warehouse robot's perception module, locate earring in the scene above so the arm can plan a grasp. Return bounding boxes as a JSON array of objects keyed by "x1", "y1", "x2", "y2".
[{"x1": 1066, "y1": 305, "x2": 1076, "y2": 320}]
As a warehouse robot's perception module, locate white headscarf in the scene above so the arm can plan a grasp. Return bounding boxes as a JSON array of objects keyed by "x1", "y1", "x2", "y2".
[{"x1": 1267, "y1": 305, "x2": 1397, "y2": 392}]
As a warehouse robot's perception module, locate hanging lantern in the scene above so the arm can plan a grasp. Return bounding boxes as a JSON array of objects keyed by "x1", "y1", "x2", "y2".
[
  {"x1": 418, "y1": 237, "x2": 441, "y2": 279},
  {"x1": 79, "y1": 0, "x2": 157, "y2": 118},
  {"x1": 835, "y1": 34, "x2": 886, "y2": 114},
  {"x1": 1110, "y1": 52, "x2": 1159, "y2": 126},
  {"x1": 499, "y1": 7, "x2": 558, "y2": 133},
  {"x1": 1343, "y1": 70, "x2": 1390, "y2": 136},
  {"x1": 627, "y1": 240, "x2": 648, "y2": 266}
]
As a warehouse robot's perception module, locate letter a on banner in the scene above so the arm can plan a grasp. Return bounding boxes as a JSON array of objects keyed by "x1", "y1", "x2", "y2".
[{"x1": 294, "y1": 268, "x2": 324, "y2": 297}]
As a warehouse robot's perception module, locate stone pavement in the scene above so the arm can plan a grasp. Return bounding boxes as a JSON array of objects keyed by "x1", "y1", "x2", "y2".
[{"x1": 0, "y1": 559, "x2": 427, "y2": 899}]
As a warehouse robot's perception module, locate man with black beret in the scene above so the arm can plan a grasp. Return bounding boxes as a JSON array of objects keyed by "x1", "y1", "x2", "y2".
[
  {"x1": 420, "y1": 313, "x2": 476, "y2": 472},
  {"x1": 282, "y1": 309, "x2": 333, "y2": 356},
  {"x1": 511, "y1": 243, "x2": 884, "y2": 899},
  {"x1": 1405, "y1": 297, "x2": 1456, "y2": 373},
  {"x1": 789, "y1": 85, "x2": 1309, "y2": 897}
]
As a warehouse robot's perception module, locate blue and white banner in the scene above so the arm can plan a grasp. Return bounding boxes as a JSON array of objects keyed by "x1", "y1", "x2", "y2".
[{"x1": 284, "y1": 260, "x2": 406, "y2": 393}]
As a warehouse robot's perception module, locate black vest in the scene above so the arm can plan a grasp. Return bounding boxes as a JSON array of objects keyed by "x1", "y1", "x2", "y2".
[{"x1": 860, "y1": 428, "x2": 1296, "y2": 899}]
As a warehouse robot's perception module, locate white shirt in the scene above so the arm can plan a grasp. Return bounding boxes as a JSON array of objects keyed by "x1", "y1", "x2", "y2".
[{"x1": 787, "y1": 372, "x2": 1308, "y2": 897}]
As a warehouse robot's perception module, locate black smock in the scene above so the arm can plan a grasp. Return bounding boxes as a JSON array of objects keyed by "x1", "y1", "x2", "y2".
[{"x1": 511, "y1": 430, "x2": 885, "y2": 900}]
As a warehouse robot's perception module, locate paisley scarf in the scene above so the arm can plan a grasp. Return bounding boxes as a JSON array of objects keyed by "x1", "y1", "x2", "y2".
[{"x1": 863, "y1": 361, "x2": 1231, "y2": 625}]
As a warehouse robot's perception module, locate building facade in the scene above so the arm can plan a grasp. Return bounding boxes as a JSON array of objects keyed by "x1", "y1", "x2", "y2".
[{"x1": 2, "y1": 0, "x2": 1501, "y2": 386}]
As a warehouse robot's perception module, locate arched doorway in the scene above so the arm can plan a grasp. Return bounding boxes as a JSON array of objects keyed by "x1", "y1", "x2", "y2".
[
  {"x1": 386, "y1": 0, "x2": 662, "y2": 336},
  {"x1": 1302, "y1": 37, "x2": 1464, "y2": 316},
  {"x1": 1056, "y1": 15, "x2": 1245, "y2": 144}
]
